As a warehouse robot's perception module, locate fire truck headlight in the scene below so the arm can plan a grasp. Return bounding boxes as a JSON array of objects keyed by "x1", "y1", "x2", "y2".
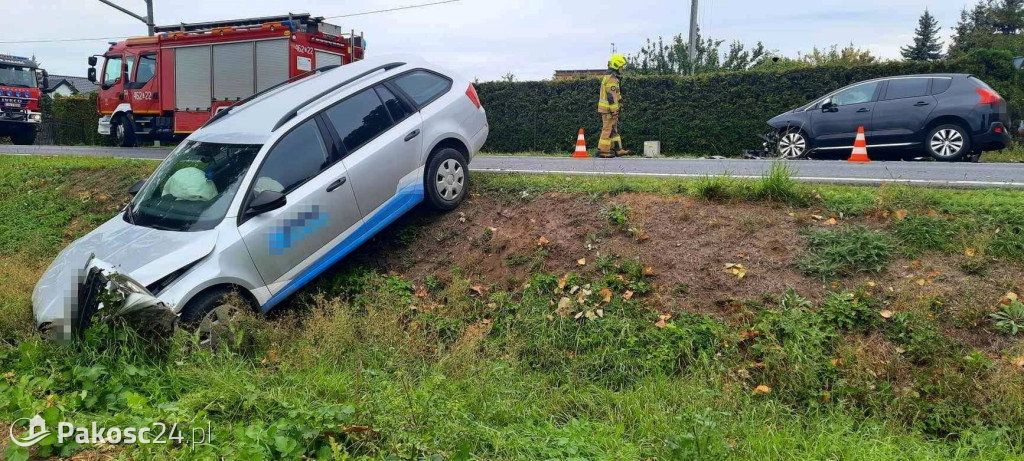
[{"x1": 30, "y1": 113, "x2": 41, "y2": 122}]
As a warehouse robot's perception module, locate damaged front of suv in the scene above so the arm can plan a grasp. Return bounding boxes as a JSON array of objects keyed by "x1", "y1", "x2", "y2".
[{"x1": 31, "y1": 141, "x2": 265, "y2": 341}]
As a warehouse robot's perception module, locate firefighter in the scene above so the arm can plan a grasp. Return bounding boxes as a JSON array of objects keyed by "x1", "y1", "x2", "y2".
[{"x1": 597, "y1": 54, "x2": 630, "y2": 158}]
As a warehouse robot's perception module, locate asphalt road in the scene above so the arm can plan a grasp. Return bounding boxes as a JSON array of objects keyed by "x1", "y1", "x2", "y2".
[{"x1": 4, "y1": 145, "x2": 1024, "y2": 188}]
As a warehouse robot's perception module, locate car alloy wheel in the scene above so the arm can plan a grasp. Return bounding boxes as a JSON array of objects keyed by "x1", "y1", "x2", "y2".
[
  {"x1": 930, "y1": 128, "x2": 964, "y2": 158},
  {"x1": 777, "y1": 132, "x2": 807, "y2": 159},
  {"x1": 197, "y1": 304, "x2": 240, "y2": 348},
  {"x1": 435, "y1": 158, "x2": 465, "y2": 201}
]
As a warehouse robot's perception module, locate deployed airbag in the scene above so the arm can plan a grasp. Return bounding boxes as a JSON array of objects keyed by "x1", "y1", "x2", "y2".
[{"x1": 162, "y1": 167, "x2": 218, "y2": 201}]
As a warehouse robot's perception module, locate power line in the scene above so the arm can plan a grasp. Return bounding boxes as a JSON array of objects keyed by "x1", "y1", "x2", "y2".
[
  {"x1": 324, "y1": 0, "x2": 460, "y2": 19},
  {"x1": 0, "y1": 0, "x2": 461, "y2": 45}
]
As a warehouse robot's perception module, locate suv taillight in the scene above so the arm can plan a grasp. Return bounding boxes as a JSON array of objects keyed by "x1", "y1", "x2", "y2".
[
  {"x1": 976, "y1": 88, "x2": 1002, "y2": 105},
  {"x1": 466, "y1": 84, "x2": 481, "y2": 109}
]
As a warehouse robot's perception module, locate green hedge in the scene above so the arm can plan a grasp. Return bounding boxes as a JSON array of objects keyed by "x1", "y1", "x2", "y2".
[
  {"x1": 477, "y1": 50, "x2": 1022, "y2": 155},
  {"x1": 39, "y1": 93, "x2": 111, "y2": 146}
]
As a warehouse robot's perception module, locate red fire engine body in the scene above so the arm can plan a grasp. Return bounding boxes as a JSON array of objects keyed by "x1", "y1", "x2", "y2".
[
  {"x1": 0, "y1": 53, "x2": 46, "y2": 145},
  {"x1": 89, "y1": 14, "x2": 365, "y2": 146}
]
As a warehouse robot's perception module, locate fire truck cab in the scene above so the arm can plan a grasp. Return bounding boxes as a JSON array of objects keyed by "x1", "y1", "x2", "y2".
[
  {"x1": 0, "y1": 54, "x2": 47, "y2": 145},
  {"x1": 88, "y1": 13, "x2": 364, "y2": 147}
]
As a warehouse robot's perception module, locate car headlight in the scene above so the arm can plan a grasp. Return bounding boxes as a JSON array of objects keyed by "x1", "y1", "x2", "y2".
[{"x1": 29, "y1": 113, "x2": 41, "y2": 122}]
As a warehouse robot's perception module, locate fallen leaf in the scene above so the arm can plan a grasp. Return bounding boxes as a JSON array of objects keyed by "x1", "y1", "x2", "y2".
[
  {"x1": 831, "y1": 358, "x2": 842, "y2": 367},
  {"x1": 414, "y1": 285, "x2": 428, "y2": 299},
  {"x1": 557, "y1": 274, "x2": 568, "y2": 290},
  {"x1": 577, "y1": 258, "x2": 586, "y2": 266},
  {"x1": 637, "y1": 232, "x2": 650, "y2": 242},
  {"x1": 574, "y1": 311, "x2": 584, "y2": 320},
  {"x1": 926, "y1": 270, "x2": 940, "y2": 278},
  {"x1": 1011, "y1": 356, "x2": 1024, "y2": 368},
  {"x1": 894, "y1": 209, "x2": 908, "y2": 220},
  {"x1": 596, "y1": 309, "x2": 604, "y2": 318},
  {"x1": 754, "y1": 362, "x2": 765, "y2": 368},
  {"x1": 965, "y1": 247, "x2": 976, "y2": 258},
  {"x1": 754, "y1": 384, "x2": 772, "y2": 395},
  {"x1": 623, "y1": 290, "x2": 634, "y2": 301},
  {"x1": 643, "y1": 266, "x2": 656, "y2": 276},
  {"x1": 825, "y1": 218, "x2": 838, "y2": 226},
  {"x1": 470, "y1": 285, "x2": 486, "y2": 296},
  {"x1": 599, "y1": 288, "x2": 612, "y2": 303},
  {"x1": 927, "y1": 209, "x2": 938, "y2": 217},
  {"x1": 1001, "y1": 292, "x2": 1019, "y2": 306},
  {"x1": 537, "y1": 236, "x2": 549, "y2": 247},
  {"x1": 916, "y1": 279, "x2": 926, "y2": 286},
  {"x1": 556, "y1": 297, "x2": 572, "y2": 317},
  {"x1": 867, "y1": 281, "x2": 877, "y2": 287},
  {"x1": 724, "y1": 263, "x2": 747, "y2": 279},
  {"x1": 880, "y1": 310, "x2": 894, "y2": 319},
  {"x1": 740, "y1": 329, "x2": 761, "y2": 340},
  {"x1": 811, "y1": 214, "x2": 824, "y2": 221}
]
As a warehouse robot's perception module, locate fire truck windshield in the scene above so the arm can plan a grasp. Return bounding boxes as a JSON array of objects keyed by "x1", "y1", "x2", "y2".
[{"x1": 0, "y1": 65, "x2": 36, "y2": 88}]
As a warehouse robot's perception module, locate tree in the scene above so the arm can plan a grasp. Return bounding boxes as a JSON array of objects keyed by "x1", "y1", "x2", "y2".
[
  {"x1": 798, "y1": 44, "x2": 879, "y2": 66},
  {"x1": 950, "y1": 0, "x2": 1024, "y2": 56},
  {"x1": 901, "y1": 9, "x2": 945, "y2": 61},
  {"x1": 625, "y1": 29, "x2": 771, "y2": 76}
]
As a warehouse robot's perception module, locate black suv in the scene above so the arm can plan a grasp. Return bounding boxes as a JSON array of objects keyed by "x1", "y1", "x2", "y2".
[{"x1": 766, "y1": 74, "x2": 1011, "y2": 161}]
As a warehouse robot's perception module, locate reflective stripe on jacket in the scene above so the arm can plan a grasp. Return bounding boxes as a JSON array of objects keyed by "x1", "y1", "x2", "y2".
[{"x1": 598, "y1": 72, "x2": 620, "y2": 114}]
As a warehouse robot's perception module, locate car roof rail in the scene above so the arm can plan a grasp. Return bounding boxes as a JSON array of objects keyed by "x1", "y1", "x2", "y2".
[
  {"x1": 202, "y1": 64, "x2": 343, "y2": 128},
  {"x1": 272, "y1": 61, "x2": 406, "y2": 132}
]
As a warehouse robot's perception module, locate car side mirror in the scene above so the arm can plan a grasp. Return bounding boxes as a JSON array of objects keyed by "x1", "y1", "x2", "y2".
[
  {"x1": 821, "y1": 101, "x2": 837, "y2": 113},
  {"x1": 247, "y1": 190, "x2": 287, "y2": 216},
  {"x1": 128, "y1": 179, "x2": 146, "y2": 196},
  {"x1": 87, "y1": 68, "x2": 97, "y2": 84}
]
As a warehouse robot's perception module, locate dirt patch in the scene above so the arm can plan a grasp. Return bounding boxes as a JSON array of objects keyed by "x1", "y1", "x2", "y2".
[{"x1": 344, "y1": 189, "x2": 1023, "y2": 355}]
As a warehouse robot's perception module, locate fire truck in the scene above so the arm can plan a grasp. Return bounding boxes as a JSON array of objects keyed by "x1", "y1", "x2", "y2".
[
  {"x1": 0, "y1": 54, "x2": 47, "y2": 145},
  {"x1": 88, "y1": 13, "x2": 365, "y2": 147}
]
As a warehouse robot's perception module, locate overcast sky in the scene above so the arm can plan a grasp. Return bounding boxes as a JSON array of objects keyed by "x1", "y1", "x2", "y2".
[{"x1": 5, "y1": 0, "x2": 963, "y2": 81}]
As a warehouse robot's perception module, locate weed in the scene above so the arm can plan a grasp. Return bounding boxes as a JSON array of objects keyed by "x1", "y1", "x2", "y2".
[
  {"x1": 891, "y1": 215, "x2": 956, "y2": 256},
  {"x1": 751, "y1": 163, "x2": 806, "y2": 206},
  {"x1": 691, "y1": 174, "x2": 734, "y2": 202},
  {"x1": 798, "y1": 225, "x2": 895, "y2": 279},
  {"x1": 820, "y1": 291, "x2": 878, "y2": 331},
  {"x1": 503, "y1": 252, "x2": 530, "y2": 267},
  {"x1": 886, "y1": 312, "x2": 948, "y2": 363},
  {"x1": 604, "y1": 204, "x2": 631, "y2": 227},
  {"x1": 990, "y1": 299, "x2": 1024, "y2": 335}
]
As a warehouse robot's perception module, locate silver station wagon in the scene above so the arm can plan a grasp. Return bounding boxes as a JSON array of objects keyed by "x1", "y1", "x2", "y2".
[{"x1": 33, "y1": 55, "x2": 488, "y2": 339}]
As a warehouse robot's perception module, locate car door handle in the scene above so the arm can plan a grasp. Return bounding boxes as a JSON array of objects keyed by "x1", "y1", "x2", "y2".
[
  {"x1": 404, "y1": 129, "x2": 420, "y2": 142},
  {"x1": 326, "y1": 177, "x2": 347, "y2": 192},
  {"x1": 914, "y1": 101, "x2": 930, "y2": 106},
  {"x1": 856, "y1": 108, "x2": 870, "y2": 113}
]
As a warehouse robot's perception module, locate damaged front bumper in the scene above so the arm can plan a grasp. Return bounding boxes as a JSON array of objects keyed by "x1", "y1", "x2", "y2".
[{"x1": 38, "y1": 256, "x2": 177, "y2": 341}]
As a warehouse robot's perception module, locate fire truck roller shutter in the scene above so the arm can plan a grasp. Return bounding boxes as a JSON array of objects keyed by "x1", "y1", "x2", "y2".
[
  {"x1": 315, "y1": 50, "x2": 343, "y2": 70},
  {"x1": 213, "y1": 42, "x2": 255, "y2": 101},
  {"x1": 175, "y1": 45, "x2": 212, "y2": 111},
  {"x1": 255, "y1": 39, "x2": 289, "y2": 93}
]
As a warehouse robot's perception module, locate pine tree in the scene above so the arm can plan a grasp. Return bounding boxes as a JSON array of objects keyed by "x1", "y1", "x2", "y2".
[{"x1": 901, "y1": 9, "x2": 945, "y2": 61}]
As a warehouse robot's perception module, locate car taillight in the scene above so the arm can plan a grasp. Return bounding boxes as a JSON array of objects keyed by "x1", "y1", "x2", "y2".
[
  {"x1": 976, "y1": 88, "x2": 1001, "y2": 104},
  {"x1": 466, "y1": 84, "x2": 481, "y2": 109}
]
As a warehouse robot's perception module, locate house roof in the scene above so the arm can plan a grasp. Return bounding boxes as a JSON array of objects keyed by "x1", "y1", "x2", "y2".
[{"x1": 45, "y1": 75, "x2": 99, "y2": 94}]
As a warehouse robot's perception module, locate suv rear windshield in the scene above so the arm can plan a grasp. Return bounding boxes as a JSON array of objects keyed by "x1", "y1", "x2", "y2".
[{"x1": 126, "y1": 141, "x2": 262, "y2": 232}]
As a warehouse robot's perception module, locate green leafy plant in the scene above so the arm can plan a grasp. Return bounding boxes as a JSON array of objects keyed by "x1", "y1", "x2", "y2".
[
  {"x1": 990, "y1": 299, "x2": 1024, "y2": 335},
  {"x1": 797, "y1": 225, "x2": 895, "y2": 279},
  {"x1": 604, "y1": 204, "x2": 631, "y2": 227}
]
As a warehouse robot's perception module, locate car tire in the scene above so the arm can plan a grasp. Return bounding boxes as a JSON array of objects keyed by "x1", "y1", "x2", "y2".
[
  {"x1": 179, "y1": 286, "x2": 252, "y2": 325},
  {"x1": 11, "y1": 127, "x2": 37, "y2": 145},
  {"x1": 115, "y1": 115, "x2": 138, "y2": 148},
  {"x1": 775, "y1": 128, "x2": 810, "y2": 159},
  {"x1": 925, "y1": 124, "x2": 971, "y2": 162},
  {"x1": 425, "y1": 148, "x2": 468, "y2": 211}
]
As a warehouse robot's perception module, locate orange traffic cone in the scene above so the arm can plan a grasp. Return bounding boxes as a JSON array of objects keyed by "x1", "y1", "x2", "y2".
[
  {"x1": 848, "y1": 126, "x2": 870, "y2": 163},
  {"x1": 572, "y1": 128, "x2": 589, "y2": 158}
]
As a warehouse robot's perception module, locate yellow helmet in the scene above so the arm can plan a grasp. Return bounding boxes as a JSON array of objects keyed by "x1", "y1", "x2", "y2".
[{"x1": 608, "y1": 53, "x2": 627, "y2": 71}]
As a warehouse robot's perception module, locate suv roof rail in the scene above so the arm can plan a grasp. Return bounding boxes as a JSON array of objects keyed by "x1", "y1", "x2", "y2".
[
  {"x1": 271, "y1": 61, "x2": 405, "y2": 132},
  {"x1": 202, "y1": 64, "x2": 343, "y2": 128}
]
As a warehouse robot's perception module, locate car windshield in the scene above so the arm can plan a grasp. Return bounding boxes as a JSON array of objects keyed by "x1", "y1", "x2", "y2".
[
  {"x1": 0, "y1": 65, "x2": 36, "y2": 88},
  {"x1": 126, "y1": 141, "x2": 262, "y2": 232}
]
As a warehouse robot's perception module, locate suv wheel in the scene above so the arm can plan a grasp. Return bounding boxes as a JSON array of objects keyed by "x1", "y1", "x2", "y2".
[
  {"x1": 926, "y1": 124, "x2": 970, "y2": 161},
  {"x1": 425, "y1": 148, "x2": 468, "y2": 211},
  {"x1": 115, "y1": 115, "x2": 137, "y2": 148},
  {"x1": 776, "y1": 129, "x2": 809, "y2": 159}
]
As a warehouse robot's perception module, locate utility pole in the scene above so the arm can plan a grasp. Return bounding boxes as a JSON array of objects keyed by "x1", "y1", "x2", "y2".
[
  {"x1": 98, "y1": 0, "x2": 156, "y2": 36},
  {"x1": 688, "y1": 0, "x2": 698, "y2": 74}
]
